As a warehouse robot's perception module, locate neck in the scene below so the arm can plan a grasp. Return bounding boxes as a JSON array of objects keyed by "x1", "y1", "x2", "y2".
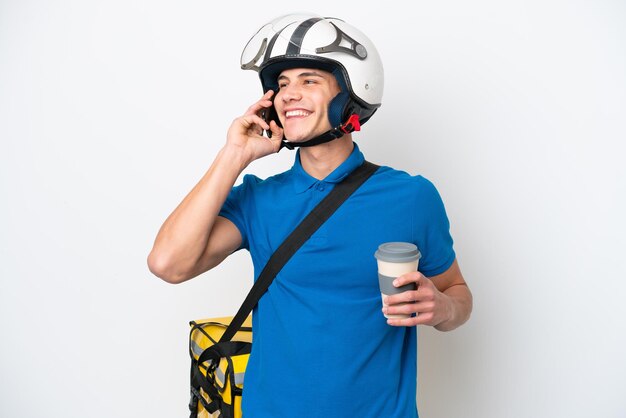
[{"x1": 299, "y1": 134, "x2": 354, "y2": 180}]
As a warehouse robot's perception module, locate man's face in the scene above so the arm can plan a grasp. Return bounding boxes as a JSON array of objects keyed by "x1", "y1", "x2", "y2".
[{"x1": 273, "y1": 67, "x2": 341, "y2": 142}]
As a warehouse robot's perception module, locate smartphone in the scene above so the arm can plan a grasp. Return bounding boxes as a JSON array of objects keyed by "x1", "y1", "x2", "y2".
[{"x1": 261, "y1": 93, "x2": 280, "y2": 138}]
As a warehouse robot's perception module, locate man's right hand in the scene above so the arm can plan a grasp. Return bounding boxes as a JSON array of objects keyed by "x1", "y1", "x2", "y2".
[
  {"x1": 147, "y1": 90, "x2": 285, "y2": 283},
  {"x1": 226, "y1": 90, "x2": 284, "y2": 165}
]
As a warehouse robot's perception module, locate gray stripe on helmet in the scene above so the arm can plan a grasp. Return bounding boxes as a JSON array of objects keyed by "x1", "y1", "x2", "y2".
[
  {"x1": 286, "y1": 17, "x2": 323, "y2": 55},
  {"x1": 378, "y1": 273, "x2": 417, "y2": 295}
]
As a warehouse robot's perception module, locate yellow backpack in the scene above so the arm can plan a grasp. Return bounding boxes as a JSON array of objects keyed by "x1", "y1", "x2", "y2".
[{"x1": 189, "y1": 316, "x2": 252, "y2": 418}]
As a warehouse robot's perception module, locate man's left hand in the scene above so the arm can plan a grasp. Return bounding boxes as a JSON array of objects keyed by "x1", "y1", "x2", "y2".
[
  {"x1": 382, "y1": 259, "x2": 473, "y2": 331},
  {"x1": 383, "y1": 272, "x2": 452, "y2": 327}
]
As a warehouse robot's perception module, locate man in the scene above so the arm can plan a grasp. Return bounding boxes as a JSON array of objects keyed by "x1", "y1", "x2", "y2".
[{"x1": 148, "y1": 13, "x2": 472, "y2": 418}]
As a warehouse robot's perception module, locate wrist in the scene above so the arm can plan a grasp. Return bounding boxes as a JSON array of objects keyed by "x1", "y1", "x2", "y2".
[
  {"x1": 218, "y1": 144, "x2": 253, "y2": 172},
  {"x1": 434, "y1": 293, "x2": 456, "y2": 331}
]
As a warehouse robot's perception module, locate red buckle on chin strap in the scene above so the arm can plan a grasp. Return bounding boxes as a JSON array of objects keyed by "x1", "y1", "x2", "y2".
[{"x1": 340, "y1": 114, "x2": 361, "y2": 134}]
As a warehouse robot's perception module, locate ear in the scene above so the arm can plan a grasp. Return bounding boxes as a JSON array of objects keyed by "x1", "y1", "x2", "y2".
[{"x1": 327, "y1": 92, "x2": 350, "y2": 127}]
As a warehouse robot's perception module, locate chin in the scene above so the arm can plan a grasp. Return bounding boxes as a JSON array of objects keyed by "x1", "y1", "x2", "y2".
[
  {"x1": 283, "y1": 130, "x2": 313, "y2": 143},
  {"x1": 284, "y1": 128, "x2": 330, "y2": 143}
]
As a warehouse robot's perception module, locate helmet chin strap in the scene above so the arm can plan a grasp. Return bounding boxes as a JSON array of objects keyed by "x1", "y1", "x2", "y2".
[{"x1": 279, "y1": 114, "x2": 361, "y2": 151}]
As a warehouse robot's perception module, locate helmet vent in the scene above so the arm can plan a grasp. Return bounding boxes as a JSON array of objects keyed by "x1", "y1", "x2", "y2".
[{"x1": 316, "y1": 22, "x2": 367, "y2": 60}]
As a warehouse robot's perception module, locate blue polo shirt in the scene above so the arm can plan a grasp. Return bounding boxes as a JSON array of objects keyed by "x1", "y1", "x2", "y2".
[{"x1": 219, "y1": 143, "x2": 455, "y2": 418}]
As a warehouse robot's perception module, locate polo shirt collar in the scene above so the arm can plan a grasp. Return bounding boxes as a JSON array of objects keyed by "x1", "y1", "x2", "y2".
[{"x1": 290, "y1": 143, "x2": 365, "y2": 194}]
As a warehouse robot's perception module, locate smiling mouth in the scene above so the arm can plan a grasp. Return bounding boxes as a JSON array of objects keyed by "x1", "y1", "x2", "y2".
[{"x1": 285, "y1": 110, "x2": 311, "y2": 118}]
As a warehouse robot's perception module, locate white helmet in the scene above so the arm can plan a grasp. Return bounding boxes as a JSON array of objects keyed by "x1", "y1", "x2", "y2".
[{"x1": 240, "y1": 13, "x2": 384, "y2": 148}]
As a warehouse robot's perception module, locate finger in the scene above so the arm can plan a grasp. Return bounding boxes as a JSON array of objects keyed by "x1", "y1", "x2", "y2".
[
  {"x1": 387, "y1": 312, "x2": 436, "y2": 327},
  {"x1": 383, "y1": 301, "x2": 414, "y2": 317},
  {"x1": 240, "y1": 114, "x2": 269, "y2": 132},
  {"x1": 385, "y1": 300, "x2": 435, "y2": 317},
  {"x1": 394, "y1": 271, "x2": 425, "y2": 287},
  {"x1": 384, "y1": 290, "x2": 419, "y2": 306},
  {"x1": 257, "y1": 120, "x2": 281, "y2": 153},
  {"x1": 244, "y1": 100, "x2": 272, "y2": 117},
  {"x1": 244, "y1": 90, "x2": 275, "y2": 117},
  {"x1": 263, "y1": 89, "x2": 275, "y2": 100},
  {"x1": 386, "y1": 315, "x2": 420, "y2": 327},
  {"x1": 268, "y1": 120, "x2": 283, "y2": 139},
  {"x1": 385, "y1": 282, "x2": 437, "y2": 308}
]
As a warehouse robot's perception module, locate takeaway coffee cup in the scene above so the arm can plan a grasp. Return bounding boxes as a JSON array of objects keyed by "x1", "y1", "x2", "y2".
[{"x1": 374, "y1": 242, "x2": 422, "y2": 319}]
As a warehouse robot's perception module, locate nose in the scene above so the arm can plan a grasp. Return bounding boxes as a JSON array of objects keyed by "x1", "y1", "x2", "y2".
[{"x1": 279, "y1": 84, "x2": 302, "y2": 103}]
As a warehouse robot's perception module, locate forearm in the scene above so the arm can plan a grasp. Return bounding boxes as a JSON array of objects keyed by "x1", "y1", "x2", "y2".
[
  {"x1": 148, "y1": 146, "x2": 249, "y2": 279},
  {"x1": 434, "y1": 284, "x2": 473, "y2": 332}
]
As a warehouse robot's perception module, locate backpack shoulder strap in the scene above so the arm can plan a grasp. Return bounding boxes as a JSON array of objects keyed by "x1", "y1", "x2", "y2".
[{"x1": 219, "y1": 160, "x2": 379, "y2": 342}]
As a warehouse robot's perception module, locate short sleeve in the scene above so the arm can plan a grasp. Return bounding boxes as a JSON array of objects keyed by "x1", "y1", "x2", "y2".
[
  {"x1": 412, "y1": 176, "x2": 456, "y2": 277},
  {"x1": 218, "y1": 174, "x2": 261, "y2": 251}
]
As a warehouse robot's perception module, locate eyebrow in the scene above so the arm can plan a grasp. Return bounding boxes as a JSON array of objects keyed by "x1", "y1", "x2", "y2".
[{"x1": 277, "y1": 71, "x2": 326, "y2": 82}]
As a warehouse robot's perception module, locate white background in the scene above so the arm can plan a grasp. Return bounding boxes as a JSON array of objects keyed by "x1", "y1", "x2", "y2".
[{"x1": 1, "y1": 1, "x2": 625, "y2": 417}]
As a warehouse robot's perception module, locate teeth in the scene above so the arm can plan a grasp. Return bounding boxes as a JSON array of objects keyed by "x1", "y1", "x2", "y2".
[{"x1": 285, "y1": 110, "x2": 310, "y2": 118}]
